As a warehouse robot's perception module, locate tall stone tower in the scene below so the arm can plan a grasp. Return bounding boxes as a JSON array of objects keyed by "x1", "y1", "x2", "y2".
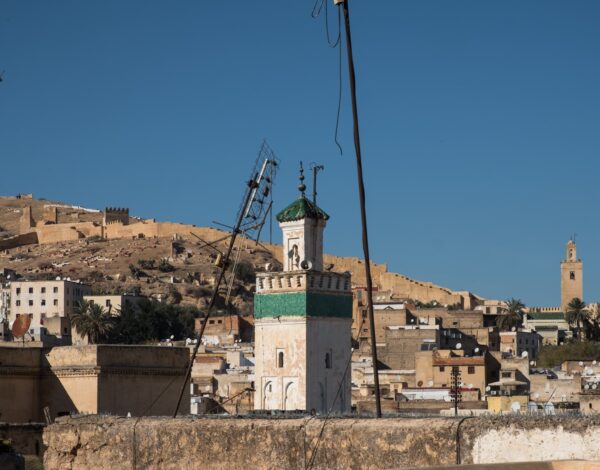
[
  {"x1": 253, "y1": 166, "x2": 352, "y2": 413},
  {"x1": 561, "y1": 239, "x2": 583, "y2": 312}
]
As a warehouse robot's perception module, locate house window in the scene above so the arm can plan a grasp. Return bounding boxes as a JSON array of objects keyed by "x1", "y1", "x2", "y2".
[
  {"x1": 28, "y1": 300, "x2": 33, "y2": 306},
  {"x1": 16, "y1": 288, "x2": 21, "y2": 295},
  {"x1": 41, "y1": 287, "x2": 46, "y2": 293},
  {"x1": 439, "y1": 366, "x2": 445, "y2": 372},
  {"x1": 325, "y1": 352, "x2": 332, "y2": 369},
  {"x1": 468, "y1": 366, "x2": 475, "y2": 374},
  {"x1": 53, "y1": 287, "x2": 58, "y2": 293},
  {"x1": 209, "y1": 320, "x2": 215, "y2": 324},
  {"x1": 106, "y1": 300, "x2": 111, "y2": 307},
  {"x1": 501, "y1": 372, "x2": 512, "y2": 378},
  {"x1": 277, "y1": 349, "x2": 284, "y2": 368},
  {"x1": 570, "y1": 271, "x2": 575, "y2": 280},
  {"x1": 53, "y1": 299, "x2": 58, "y2": 306},
  {"x1": 28, "y1": 287, "x2": 33, "y2": 294},
  {"x1": 41, "y1": 299, "x2": 46, "y2": 306},
  {"x1": 16, "y1": 300, "x2": 21, "y2": 306}
]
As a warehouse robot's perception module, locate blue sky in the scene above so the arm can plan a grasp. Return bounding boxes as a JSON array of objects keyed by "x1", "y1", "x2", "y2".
[{"x1": 1, "y1": 1, "x2": 600, "y2": 306}]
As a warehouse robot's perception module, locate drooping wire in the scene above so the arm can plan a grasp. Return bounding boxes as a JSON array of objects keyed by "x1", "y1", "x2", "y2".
[{"x1": 312, "y1": 0, "x2": 344, "y2": 156}]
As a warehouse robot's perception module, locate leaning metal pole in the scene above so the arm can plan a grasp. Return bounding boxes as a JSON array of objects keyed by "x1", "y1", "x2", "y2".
[
  {"x1": 173, "y1": 178, "x2": 258, "y2": 417},
  {"x1": 337, "y1": 0, "x2": 382, "y2": 418}
]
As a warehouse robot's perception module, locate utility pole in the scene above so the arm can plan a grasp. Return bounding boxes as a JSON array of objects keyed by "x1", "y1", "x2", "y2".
[
  {"x1": 310, "y1": 163, "x2": 325, "y2": 205},
  {"x1": 334, "y1": 0, "x2": 382, "y2": 418}
]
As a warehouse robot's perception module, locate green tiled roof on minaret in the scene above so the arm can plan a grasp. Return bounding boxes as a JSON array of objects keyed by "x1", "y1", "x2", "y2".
[
  {"x1": 276, "y1": 196, "x2": 329, "y2": 223},
  {"x1": 276, "y1": 162, "x2": 329, "y2": 222}
]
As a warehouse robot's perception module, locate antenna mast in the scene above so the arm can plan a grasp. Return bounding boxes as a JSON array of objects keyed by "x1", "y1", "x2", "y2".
[{"x1": 172, "y1": 142, "x2": 278, "y2": 417}]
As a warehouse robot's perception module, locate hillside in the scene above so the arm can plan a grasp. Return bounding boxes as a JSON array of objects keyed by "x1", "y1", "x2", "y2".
[{"x1": 0, "y1": 195, "x2": 483, "y2": 311}]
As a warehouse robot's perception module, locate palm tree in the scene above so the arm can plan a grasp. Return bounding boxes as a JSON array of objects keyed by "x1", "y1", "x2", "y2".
[
  {"x1": 496, "y1": 298, "x2": 525, "y2": 331},
  {"x1": 566, "y1": 297, "x2": 590, "y2": 341},
  {"x1": 71, "y1": 300, "x2": 114, "y2": 344}
]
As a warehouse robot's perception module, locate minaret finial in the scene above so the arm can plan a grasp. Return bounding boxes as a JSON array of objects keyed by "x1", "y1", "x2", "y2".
[{"x1": 298, "y1": 161, "x2": 306, "y2": 196}]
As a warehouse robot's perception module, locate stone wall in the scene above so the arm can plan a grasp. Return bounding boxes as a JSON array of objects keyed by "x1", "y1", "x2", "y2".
[
  {"x1": 0, "y1": 231, "x2": 39, "y2": 250},
  {"x1": 43, "y1": 415, "x2": 600, "y2": 470}
]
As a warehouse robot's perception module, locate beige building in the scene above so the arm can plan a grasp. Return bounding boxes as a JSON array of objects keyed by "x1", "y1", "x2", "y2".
[
  {"x1": 8, "y1": 280, "x2": 91, "y2": 340},
  {"x1": 0, "y1": 345, "x2": 190, "y2": 422},
  {"x1": 83, "y1": 294, "x2": 145, "y2": 314},
  {"x1": 415, "y1": 349, "x2": 498, "y2": 395},
  {"x1": 561, "y1": 239, "x2": 583, "y2": 312}
]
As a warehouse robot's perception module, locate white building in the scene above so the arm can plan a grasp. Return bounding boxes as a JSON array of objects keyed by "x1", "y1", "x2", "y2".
[{"x1": 253, "y1": 169, "x2": 352, "y2": 413}]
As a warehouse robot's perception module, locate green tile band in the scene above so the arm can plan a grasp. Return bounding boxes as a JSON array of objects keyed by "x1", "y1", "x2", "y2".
[{"x1": 254, "y1": 291, "x2": 352, "y2": 319}]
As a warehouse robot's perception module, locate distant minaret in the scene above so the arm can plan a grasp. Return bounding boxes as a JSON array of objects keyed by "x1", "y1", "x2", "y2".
[
  {"x1": 253, "y1": 163, "x2": 352, "y2": 413},
  {"x1": 561, "y1": 238, "x2": 583, "y2": 312}
]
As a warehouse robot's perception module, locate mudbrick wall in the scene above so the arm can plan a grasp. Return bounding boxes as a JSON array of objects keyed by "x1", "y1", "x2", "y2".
[{"x1": 43, "y1": 415, "x2": 600, "y2": 470}]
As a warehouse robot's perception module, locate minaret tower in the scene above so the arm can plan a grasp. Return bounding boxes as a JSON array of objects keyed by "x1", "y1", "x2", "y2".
[
  {"x1": 253, "y1": 164, "x2": 352, "y2": 413},
  {"x1": 560, "y1": 238, "x2": 583, "y2": 312}
]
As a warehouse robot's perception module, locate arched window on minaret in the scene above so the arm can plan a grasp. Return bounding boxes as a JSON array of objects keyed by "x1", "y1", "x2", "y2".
[{"x1": 570, "y1": 271, "x2": 576, "y2": 280}]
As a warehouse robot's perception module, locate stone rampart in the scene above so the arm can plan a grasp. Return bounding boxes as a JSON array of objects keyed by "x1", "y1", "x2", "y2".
[
  {"x1": 0, "y1": 232, "x2": 39, "y2": 250},
  {"x1": 43, "y1": 415, "x2": 600, "y2": 470},
  {"x1": 35, "y1": 222, "x2": 102, "y2": 244}
]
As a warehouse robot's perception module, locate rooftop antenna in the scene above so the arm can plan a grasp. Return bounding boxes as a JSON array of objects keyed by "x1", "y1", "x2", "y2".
[
  {"x1": 310, "y1": 162, "x2": 325, "y2": 205},
  {"x1": 172, "y1": 141, "x2": 278, "y2": 417}
]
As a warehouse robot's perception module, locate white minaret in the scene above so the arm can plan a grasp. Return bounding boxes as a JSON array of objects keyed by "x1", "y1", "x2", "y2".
[{"x1": 253, "y1": 164, "x2": 352, "y2": 413}]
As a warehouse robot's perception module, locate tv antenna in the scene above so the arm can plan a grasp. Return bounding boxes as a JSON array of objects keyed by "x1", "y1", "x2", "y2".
[
  {"x1": 173, "y1": 141, "x2": 278, "y2": 417},
  {"x1": 309, "y1": 162, "x2": 325, "y2": 205}
]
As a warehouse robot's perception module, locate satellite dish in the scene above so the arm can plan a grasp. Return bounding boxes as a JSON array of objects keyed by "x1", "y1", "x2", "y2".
[
  {"x1": 585, "y1": 384, "x2": 590, "y2": 390},
  {"x1": 456, "y1": 343, "x2": 462, "y2": 349},
  {"x1": 427, "y1": 380, "x2": 434, "y2": 387},
  {"x1": 530, "y1": 361, "x2": 535, "y2": 366},
  {"x1": 265, "y1": 263, "x2": 272, "y2": 271},
  {"x1": 485, "y1": 386, "x2": 491, "y2": 392},
  {"x1": 56, "y1": 276, "x2": 61, "y2": 281},
  {"x1": 300, "y1": 259, "x2": 313, "y2": 270},
  {"x1": 594, "y1": 360, "x2": 598, "y2": 365},
  {"x1": 12, "y1": 315, "x2": 31, "y2": 338},
  {"x1": 170, "y1": 335, "x2": 175, "y2": 340},
  {"x1": 511, "y1": 401, "x2": 521, "y2": 412},
  {"x1": 593, "y1": 384, "x2": 598, "y2": 390},
  {"x1": 474, "y1": 347, "x2": 480, "y2": 353},
  {"x1": 579, "y1": 361, "x2": 584, "y2": 366},
  {"x1": 522, "y1": 351, "x2": 528, "y2": 358},
  {"x1": 468, "y1": 383, "x2": 473, "y2": 389},
  {"x1": 511, "y1": 326, "x2": 516, "y2": 332},
  {"x1": 533, "y1": 393, "x2": 540, "y2": 399}
]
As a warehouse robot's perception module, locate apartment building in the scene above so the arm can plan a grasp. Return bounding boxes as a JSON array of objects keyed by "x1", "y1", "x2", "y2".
[{"x1": 9, "y1": 279, "x2": 91, "y2": 339}]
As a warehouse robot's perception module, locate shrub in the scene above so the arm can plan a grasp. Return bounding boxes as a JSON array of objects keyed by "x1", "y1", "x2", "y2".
[{"x1": 158, "y1": 259, "x2": 175, "y2": 273}]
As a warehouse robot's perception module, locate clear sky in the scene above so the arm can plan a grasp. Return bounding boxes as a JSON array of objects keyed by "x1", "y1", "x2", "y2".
[{"x1": 1, "y1": 1, "x2": 600, "y2": 306}]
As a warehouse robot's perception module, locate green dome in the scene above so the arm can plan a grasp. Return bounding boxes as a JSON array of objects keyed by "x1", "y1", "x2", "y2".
[{"x1": 276, "y1": 196, "x2": 329, "y2": 223}]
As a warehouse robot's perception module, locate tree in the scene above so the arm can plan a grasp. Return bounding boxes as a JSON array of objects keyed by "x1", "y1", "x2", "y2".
[
  {"x1": 497, "y1": 298, "x2": 525, "y2": 331},
  {"x1": 71, "y1": 300, "x2": 114, "y2": 344},
  {"x1": 566, "y1": 297, "x2": 590, "y2": 341}
]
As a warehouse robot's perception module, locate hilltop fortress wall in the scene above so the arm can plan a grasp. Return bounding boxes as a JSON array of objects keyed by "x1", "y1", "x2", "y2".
[{"x1": 5, "y1": 203, "x2": 478, "y2": 307}]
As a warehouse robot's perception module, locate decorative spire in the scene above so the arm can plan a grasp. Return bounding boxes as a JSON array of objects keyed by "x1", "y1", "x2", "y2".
[{"x1": 298, "y1": 161, "x2": 306, "y2": 196}]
